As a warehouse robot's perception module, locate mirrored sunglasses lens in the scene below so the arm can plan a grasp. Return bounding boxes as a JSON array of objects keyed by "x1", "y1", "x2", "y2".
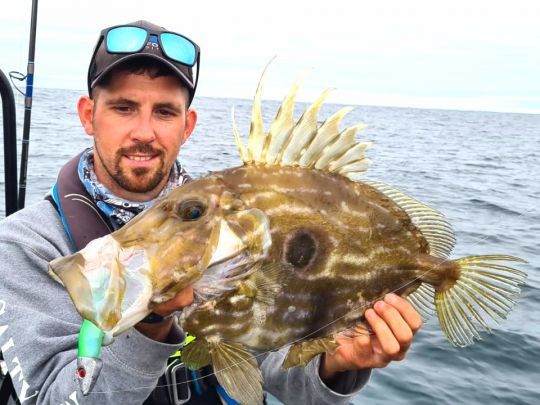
[
  {"x1": 161, "y1": 33, "x2": 196, "y2": 65},
  {"x1": 107, "y1": 27, "x2": 147, "y2": 53}
]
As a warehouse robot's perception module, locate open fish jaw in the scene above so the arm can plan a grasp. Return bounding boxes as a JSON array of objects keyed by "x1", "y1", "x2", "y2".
[{"x1": 49, "y1": 235, "x2": 130, "y2": 331}]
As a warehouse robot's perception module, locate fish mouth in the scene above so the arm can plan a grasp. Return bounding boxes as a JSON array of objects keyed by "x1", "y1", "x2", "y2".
[
  {"x1": 191, "y1": 208, "x2": 272, "y2": 303},
  {"x1": 48, "y1": 208, "x2": 272, "y2": 332},
  {"x1": 48, "y1": 235, "x2": 129, "y2": 331}
]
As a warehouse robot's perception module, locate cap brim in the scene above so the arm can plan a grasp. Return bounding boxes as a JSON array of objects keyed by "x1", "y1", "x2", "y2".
[{"x1": 90, "y1": 53, "x2": 195, "y2": 92}]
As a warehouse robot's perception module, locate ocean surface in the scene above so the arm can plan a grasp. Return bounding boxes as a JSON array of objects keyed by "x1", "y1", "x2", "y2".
[{"x1": 1, "y1": 88, "x2": 539, "y2": 404}]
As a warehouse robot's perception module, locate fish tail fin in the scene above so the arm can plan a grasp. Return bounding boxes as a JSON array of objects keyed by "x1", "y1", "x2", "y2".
[{"x1": 434, "y1": 255, "x2": 527, "y2": 347}]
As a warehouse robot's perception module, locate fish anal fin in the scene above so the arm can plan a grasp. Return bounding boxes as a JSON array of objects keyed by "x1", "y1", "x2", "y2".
[
  {"x1": 407, "y1": 283, "x2": 436, "y2": 321},
  {"x1": 282, "y1": 337, "x2": 339, "y2": 369},
  {"x1": 210, "y1": 341, "x2": 263, "y2": 405},
  {"x1": 181, "y1": 337, "x2": 211, "y2": 370}
]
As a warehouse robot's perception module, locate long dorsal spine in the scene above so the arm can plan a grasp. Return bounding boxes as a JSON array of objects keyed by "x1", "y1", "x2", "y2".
[{"x1": 234, "y1": 62, "x2": 371, "y2": 179}]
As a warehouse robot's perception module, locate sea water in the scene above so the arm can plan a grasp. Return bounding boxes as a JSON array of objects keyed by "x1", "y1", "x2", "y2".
[{"x1": 1, "y1": 88, "x2": 539, "y2": 404}]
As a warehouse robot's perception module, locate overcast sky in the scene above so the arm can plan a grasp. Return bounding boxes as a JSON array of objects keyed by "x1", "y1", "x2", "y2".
[{"x1": 1, "y1": 0, "x2": 539, "y2": 113}]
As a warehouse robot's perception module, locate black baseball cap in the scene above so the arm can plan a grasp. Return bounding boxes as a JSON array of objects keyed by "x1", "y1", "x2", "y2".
[{"x1": 87, "y1": 20, "x2": 200, "y2": 104}]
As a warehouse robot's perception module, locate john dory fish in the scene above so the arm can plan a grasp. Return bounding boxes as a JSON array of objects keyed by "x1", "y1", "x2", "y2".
[{"x1": 49, "y1": 64, "x2": 527, "y2": 404}]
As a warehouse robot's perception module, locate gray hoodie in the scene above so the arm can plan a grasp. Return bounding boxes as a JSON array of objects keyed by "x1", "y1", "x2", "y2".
[{"x1": 0, "y1": 200, "x2": 370, "y2": 404}]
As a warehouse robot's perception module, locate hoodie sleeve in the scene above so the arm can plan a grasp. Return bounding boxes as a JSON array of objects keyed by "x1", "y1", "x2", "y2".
[
  {"x1": 261, "y1": 346, "x2": 371, "y2": 404},
  {"x1": 0, "y1": 201, "x2": 184, "y2": 405}
]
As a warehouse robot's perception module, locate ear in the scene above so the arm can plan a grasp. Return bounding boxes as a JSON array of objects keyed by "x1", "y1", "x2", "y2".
[
  {"x1": 77, "y1": 96, "x2": 95, "y2": 136},
  {"x1": 181, "y1": 108, "x2": 198, "y2": 145}
]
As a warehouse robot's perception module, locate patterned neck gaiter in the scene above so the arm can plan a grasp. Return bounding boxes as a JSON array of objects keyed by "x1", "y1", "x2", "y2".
[{"x1": 78, "y1": 148, "x2": 191, "y2": 229}]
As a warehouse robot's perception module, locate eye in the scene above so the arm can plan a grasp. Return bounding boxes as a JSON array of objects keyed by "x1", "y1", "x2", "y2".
[
  {"x1": 178, "y1": 200, "x2": 206, "y2": 221},
  {"x1": 112, "y1": 104, "x2": 133, "y2": 114},
  {"x1": 157, "y1": 108, "x2": 176, "y2": 117}
]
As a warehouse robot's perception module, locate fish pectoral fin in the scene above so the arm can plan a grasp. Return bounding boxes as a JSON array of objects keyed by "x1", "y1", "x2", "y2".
[
  {"x1": 210, "y1": 341, "x2": 263, "y2": 405},
  {"x1": 282, "y1": 337, "x2": 339, "y2": 369},
  {"x1": 247, "y1": 262, "x2": 291, "y2": 305},
  {"x1": 181, "y1": 337, "x2": 211, "y2": 370}
]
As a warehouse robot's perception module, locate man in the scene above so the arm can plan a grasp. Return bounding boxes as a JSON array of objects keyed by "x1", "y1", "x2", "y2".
[{"x1": 0, "y1": 20, "x2": 422, "y2": 404}]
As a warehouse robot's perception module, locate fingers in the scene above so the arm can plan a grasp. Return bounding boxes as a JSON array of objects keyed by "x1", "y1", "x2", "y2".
[
  {"x1": 153, "y1": 287, "x2": 194, "y2": 316},
  {"x1": 375, "y1": 302, "x2": 413, "y2": 351},
  {"x1": 366, "y1": 294, "x2": 423, "y2": 361},
  {"x1": 323, "y1": 294, "x2": 424, "y2": 373},
  {"x1": 327, "y1": 328, "x2": 377, "y2": 374},
  {"x1": 384, "y1": 293, "x2": 423, "y2": 334},
  {"x1": 365, "y1": 308, "x2": 401, "y2": 358}
]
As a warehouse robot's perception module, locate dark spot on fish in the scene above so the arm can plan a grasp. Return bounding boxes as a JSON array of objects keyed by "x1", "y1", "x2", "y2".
[{"x1": 284, "y1": 230, "x2": 317, "y2": 268}]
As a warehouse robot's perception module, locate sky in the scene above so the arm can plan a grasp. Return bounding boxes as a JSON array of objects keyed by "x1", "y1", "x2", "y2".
[{"x1": 1, "y1": 0, "x2": 539, "y2": 113}]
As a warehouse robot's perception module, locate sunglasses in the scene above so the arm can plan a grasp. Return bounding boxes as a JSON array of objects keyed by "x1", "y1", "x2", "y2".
[
  {"x1": 105, "y1": 25, "x2": 199, "y2": 66},
  {"x1": 91, "y1": 25, "x2": 200, "y2": 98}
]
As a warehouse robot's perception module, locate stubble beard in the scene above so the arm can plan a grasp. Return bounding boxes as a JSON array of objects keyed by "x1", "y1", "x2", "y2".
[{"x1": 95, "y1": 143, "x2": 168, "y2": 194}]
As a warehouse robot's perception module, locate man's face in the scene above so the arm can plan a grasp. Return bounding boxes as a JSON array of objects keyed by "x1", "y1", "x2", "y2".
[{"x1": 78, "y1": 71, "x2": 197, "y2": 201}]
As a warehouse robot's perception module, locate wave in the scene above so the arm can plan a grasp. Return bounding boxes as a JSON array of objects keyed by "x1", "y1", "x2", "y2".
[{"x1": 468, "y1": 198, "x2": 523, "y2": 216}]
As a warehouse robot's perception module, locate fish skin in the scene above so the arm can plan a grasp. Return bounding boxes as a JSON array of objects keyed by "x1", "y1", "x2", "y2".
[{"x1": 178, "y1": 164, "x2": 453, "y2": 350}]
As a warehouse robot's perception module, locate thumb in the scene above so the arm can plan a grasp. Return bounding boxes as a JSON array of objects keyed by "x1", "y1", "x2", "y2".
[{"x1": 154, "y1": 287, "x2": 194, "y2": 316}]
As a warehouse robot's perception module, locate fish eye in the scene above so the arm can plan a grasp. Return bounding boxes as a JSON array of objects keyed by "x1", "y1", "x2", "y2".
[{"x1": 178, "y1": 200, "x2": 206, "y2": 221}]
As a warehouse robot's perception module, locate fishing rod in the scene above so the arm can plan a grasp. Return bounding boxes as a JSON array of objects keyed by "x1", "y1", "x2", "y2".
[
  {"x1": 17, "y1": 0, "x2": 39, "y2": 210},
  {"x1": 0, "y1": 1, "x2": 40, "y2": 400},
  {"x1": 0, "y1": 69, "x2": 18, "y2": 216}
]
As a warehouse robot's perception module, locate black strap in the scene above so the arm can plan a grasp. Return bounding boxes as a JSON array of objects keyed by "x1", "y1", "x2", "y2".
[{"x1": 52, "y1": 152, "x2": 113, "y2": 248}]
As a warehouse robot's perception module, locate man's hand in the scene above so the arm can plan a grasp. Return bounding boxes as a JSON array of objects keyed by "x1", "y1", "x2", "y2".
[
  {"x1": 134, "y1": 287, "x2": 194, "y2": 342},
  {"x1": 320, "y1": 293, "x2": 423, "y2": 381}
]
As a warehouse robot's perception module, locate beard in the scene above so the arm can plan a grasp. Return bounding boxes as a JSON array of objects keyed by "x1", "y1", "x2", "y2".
[{"x1": 96, "y1": 142, "x2": 167, "y2": 193}]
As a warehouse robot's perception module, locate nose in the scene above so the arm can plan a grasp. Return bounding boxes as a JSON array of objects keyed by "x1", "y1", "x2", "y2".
[{"x1": 130, "y1": 111, "x2": 156, "y2": 143}]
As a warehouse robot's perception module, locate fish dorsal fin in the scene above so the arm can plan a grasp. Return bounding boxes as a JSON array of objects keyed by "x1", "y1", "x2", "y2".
[
  {"x1": 234, "y1": 63, "x2": 371, "y2": 178},
  {"x1": 263, "y1": 70, "x2": 308, "y2": 164},
  {"x1": 210, "y1": 341, "x2": 263, "y2": 405},
  {"x1": 364, "y1": 181, "x2": 456, "y2": 258},
  {"x1": 247, "y1": 59, "x2": 273, "y2": 162}
]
